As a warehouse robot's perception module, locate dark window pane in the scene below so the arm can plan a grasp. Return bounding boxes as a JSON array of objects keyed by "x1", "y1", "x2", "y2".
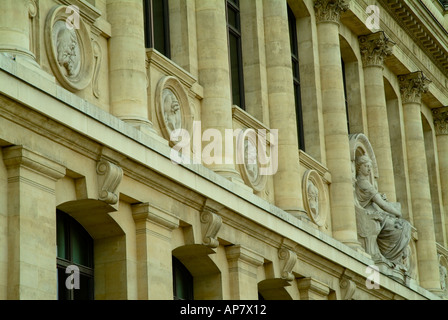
[
  {"x1": 56, "y1": 214, "x2": 67, "y2": 260},
  {"x1": 74, "y1": 275, "x2": 94, "y2": 300},
  {"x1": 227, "y1": 7, "x2": 238, "y2": 29},
  {"x1": 173, "y1": 257, "x2": 193, "y2": 300},
  {"x1": 143, "y1": 0, "x2": 170, "y2": 57},
  {"x1": 229, "y1": 33, "x2": 241, "y2": 107},
  {"x1": 288, "y1": 5, "x2": 305, "y2": 151},
  {"x1": 70, "y1": 220, "x2": 93, "y2": 268},
  {"x1": 152, "y1": 0, "x2": 166, "y2": 54},
  {"x1": 57, "y1": 267, "x2": 70, "y2": 300}
]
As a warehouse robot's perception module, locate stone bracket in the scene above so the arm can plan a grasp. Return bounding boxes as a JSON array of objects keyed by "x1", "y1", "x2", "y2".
[
  {"x1": 200, "y1": 199, "x2": 223, "y2": 248},
  {"x1": 96, "y1": 157, "x2": 123, "y2": 205},
  {"x1": 278, "y1": 247, "x2": 297, "y2": 281}
]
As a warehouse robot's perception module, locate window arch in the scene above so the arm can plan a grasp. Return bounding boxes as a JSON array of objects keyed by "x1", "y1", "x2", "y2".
[
  {"x1": 56, "y1": 210, "x2": 94, "y2": 300},
  {"x1": 172, "y1": 256, "x2": 194, "y2": 300}
]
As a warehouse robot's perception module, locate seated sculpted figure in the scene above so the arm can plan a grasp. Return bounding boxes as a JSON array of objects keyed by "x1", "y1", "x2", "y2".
[{"x1": 355, "y1": 154, "x2": 412, "y2": 269}]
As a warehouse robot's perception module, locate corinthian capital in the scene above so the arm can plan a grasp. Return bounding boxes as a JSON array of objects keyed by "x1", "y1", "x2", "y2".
[
  {"x1": 398, "y1": 72, "x2": 431, "y2": 104},
  {"x1": 314, "y1": 0, "x2": 349, "y2": 23},
  {"x1": 433, "y1": 106, "x2": 448, "y2": 136},
  {"x1": 359, "y1": 32, "x2": 395, "y2": 67}
]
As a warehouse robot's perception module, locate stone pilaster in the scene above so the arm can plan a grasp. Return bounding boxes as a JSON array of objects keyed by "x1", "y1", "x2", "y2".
[
  {"x1": 263, "y1": 0, "x2": 305, "y2": 219},
  {"x1": 225, "y1": 245, "x2": 264, "y2": 300},
  {"x1": 297, "y1": 277, "x2": 330, "y2": 300},
  {"x1": 359, "y1": 31, "x2": 397, "y2": 202},
  {"x1": 314, "y1": 0, "x2": 360, "y2": 249},
  {"x1": 107, "y1": 0, "x2": 154, "y2": 133},
  {"x1": 0, "y1": 0, "x2": 39, "y2": 67},
  {"x1": 3, "y1": 146, "x2": 66, "y2": 299},
  {"x1": 433, "y1": 106, "x2": 448, "y2": 248},
  {"x1": 399, "y1": 72, "x2": 441, "y2": 293},
  {"x1": 195, "y1": 0, "x2": 243, "y2": 183},
  {"x1": 132, "y1": 202, "x2": 179, "y2": 300}
]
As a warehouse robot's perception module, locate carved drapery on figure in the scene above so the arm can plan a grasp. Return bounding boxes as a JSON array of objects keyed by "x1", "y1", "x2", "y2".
[{"x1": 350, "y1": 134, "x2": 412, "y2": 282}]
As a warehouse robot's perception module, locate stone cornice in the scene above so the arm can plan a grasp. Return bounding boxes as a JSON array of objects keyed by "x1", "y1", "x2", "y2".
[
  {"x1": 432, "y1": 106, "x2": 448, "y2": 135},
  {"x1": 3, "y1": 145, "x2": 66, "y2": 181},
  {"x1": 398, "y1": 71, "x2": 432, "y2": 104},
  {"x1": 314, "y1": 0, "x2": 349, "y2": 24},
  {"x1": 377, "y1": 0, "x2": 448, "y2": 75},
  {"x1": 359, "y1": 31, "x2": 395, "y2": 68}
]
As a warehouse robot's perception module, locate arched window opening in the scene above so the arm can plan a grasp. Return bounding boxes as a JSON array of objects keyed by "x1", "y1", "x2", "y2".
[{"x1": 56, "y1": 210, "x2": 94, "y2": 300}]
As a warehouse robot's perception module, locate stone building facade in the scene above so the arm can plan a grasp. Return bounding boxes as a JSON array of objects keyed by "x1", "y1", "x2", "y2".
[{"x1": 0, "y1": 0, "x2": 447, "y2": 300}]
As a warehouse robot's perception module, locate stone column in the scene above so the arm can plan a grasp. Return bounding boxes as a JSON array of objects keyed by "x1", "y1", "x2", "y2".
[
  {"x1": 314, "y1": 0, "x2": 360, "y2": 248},
  {"x1": 359, "y1": 31, "x2": 397, "y2": 202},
  {"x1": 263, "y1": 0, "x2": 305, "y2": 218},
  {"x1": 0, "y1": 0, "x2": 39, "y2": 67},
  {"x1": 132, "y1": 203, "x2": 179, "y2": 300},
  {"x1": 225, "y1": 245, "x2": 264, "y2": 299},
  {"x1": 195, "y1": 0, "x2": 242, "y2": 183},
  {"x1": 433, "y1": 106, "x2": 448, "y2": 247},
  {"x1": 3, "y1": 146, "x2": 66, "y2": 299},
  {"x1": 107, "y1": 0, "x2": 154, "y2": 133},
  {"x1": 399, "y1": 72, "x2": 441, "y2": 292}
]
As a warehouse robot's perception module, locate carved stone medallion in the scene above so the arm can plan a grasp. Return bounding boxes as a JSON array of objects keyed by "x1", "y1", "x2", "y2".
[
  {"x1": 302, "y1": 169, "x2": 327, "y2": 227},
  {"x1": 45, "y1": 5, "x2": 94, "y2": 92},
  {"x1": 237, "y1": 129, "x2": 267, "y2": 192},
  {"x1": 155, "y1": 76, "x2": 193, "y2": 145}
]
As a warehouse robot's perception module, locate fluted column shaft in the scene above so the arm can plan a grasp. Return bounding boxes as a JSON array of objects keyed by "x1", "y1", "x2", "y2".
[
  {"x1": 107, "y1": 0, "x2": 152, "y2": 131},
  {"x1": 263, "y1": 0, "x2": 304, "y2": 218},
  {"x1": 400, "y1": 72, "x2": 441, "y2": 292},
  {"x1": 315, "y1": 0, "x2": 360, "y2": 248},
  {"x1": 359, "y1": 32, "x2": 397, "y2": 202}
]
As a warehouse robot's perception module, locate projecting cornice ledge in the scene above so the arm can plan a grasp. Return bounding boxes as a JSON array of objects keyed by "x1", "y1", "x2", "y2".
[{"x1": 377, "y1": 0, "x2": 448, "y2": 75}]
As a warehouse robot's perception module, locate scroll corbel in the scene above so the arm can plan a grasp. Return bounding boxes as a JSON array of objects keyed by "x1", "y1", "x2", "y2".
[
  {"x1": 200, "y1": 199, "x2": 223, "y2": 248},
  {"x1": 96, "y1": 158, "x2": 123, "y2": 205},
  {"x1": 278, "y1": 247, "x2": 297, "y2": 281}
]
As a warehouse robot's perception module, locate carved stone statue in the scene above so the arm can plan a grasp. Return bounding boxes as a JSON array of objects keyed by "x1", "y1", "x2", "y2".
[
  {"x1": 355, "y1": 154, "x2": 412, "y2": 270},
  {"x1": 162, "y1": 89, "x2": 182, "y2": 132}
]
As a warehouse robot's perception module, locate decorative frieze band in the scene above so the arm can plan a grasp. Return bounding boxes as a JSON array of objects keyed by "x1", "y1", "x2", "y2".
[
  {"x1": 314, "y1": 0, "x2": 349, "y2": 24},
  {"x1": 398, "y1": 71, "x2": 431, "y2": 104},
  {"x1": 359, "y1": 32, "x2": 395, "y2": 68},
  {"x1": 433, "y1": 107, "x2": 448, "y2": 136}
]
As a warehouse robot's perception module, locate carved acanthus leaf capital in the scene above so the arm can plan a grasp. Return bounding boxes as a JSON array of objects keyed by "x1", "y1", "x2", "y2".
[
  {"x1": 433, "y1": 106, "x2": 448, "y2": 136},
  {"x1": 398, "y1": 72, "x2": 431, "y2": 104},
  {"x1": 314, "y1": 0, "x2": 349, "y2": 24},
  {"x1": 359, "y1": 32, "x2": 395, "y2": 67}
]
